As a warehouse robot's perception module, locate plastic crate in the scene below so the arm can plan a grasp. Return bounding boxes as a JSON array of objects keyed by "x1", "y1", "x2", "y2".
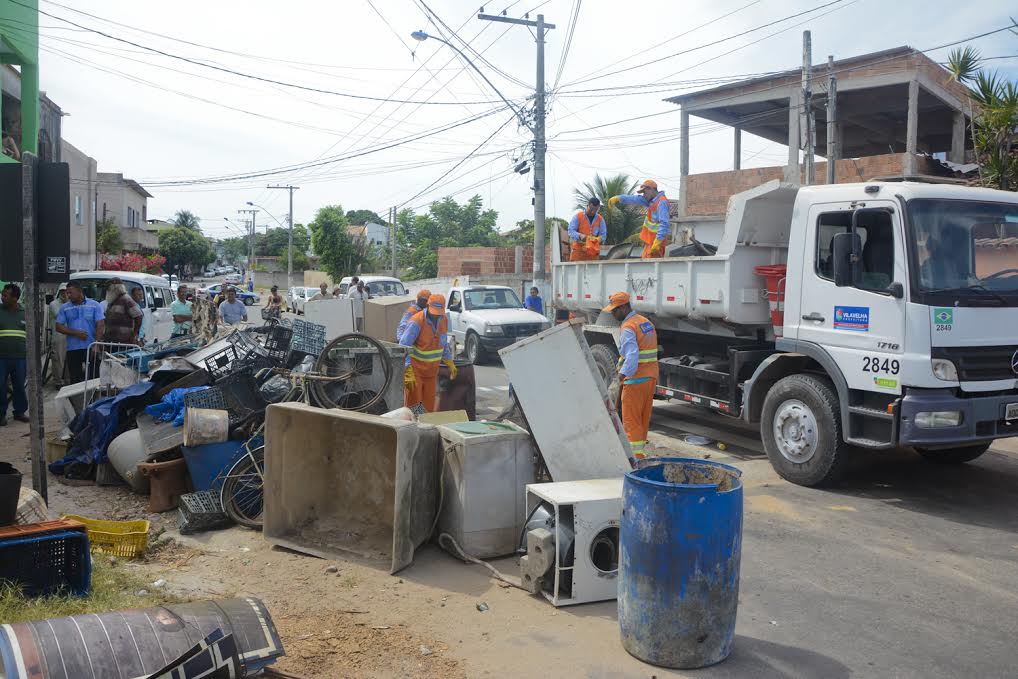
[
  {"x1": 177, "y1": 490, "x2": 232, "y2": 534},
  {"x1": 290, "y1": 319, "x2": 326, "y2": 356},
  {"x1": 203, "y1": 344, "x2": 242, "y2": 380},
  {"x1": 217, "y1": 372, "x2": 268, "y2": 420},
  {"x1": 263, "y1": 326, "x2": 294, "y2": 365},
  {"x1": 0, "y1": 529, "x2": 92, "y2": 596},
  {"x1": 184, "y1": 386, "x2": 229, "y2": 411},
  {"x1": 0, "y1": 519, "x2": 86, "y2": 541},
  {"x1": 61, "y1": 514, "x2": 150, "y2": 559}
]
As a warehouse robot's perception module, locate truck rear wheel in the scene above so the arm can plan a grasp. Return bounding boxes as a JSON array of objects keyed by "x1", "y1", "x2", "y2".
[
  {"x1": 589, "y1": 343, "x2": 619, "y2": 388},
  {"x1": 761, "y1": 374, "x2": 850, "y2": 487},
  {"x1": 916, "y1": 443, "x2": 990, "y2": 464}
]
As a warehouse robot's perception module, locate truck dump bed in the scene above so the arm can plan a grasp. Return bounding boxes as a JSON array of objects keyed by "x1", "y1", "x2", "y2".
[{"x1": 553, "y1": 181, "x2": 798, "y2": 327}]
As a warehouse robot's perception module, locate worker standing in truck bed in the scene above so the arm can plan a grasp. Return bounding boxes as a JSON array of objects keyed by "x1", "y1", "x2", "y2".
[
  {"x1": 604, "y1": 291, "x2": 659, "y2": 460},
  {"x1": 608, "y1": 179, "x2": 670, "y2": 259}
]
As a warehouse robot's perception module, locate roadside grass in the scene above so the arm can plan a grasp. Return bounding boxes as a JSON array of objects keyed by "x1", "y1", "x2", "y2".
[{"x1": 0, "y1": 554, "x2": 185, "y2": 624}]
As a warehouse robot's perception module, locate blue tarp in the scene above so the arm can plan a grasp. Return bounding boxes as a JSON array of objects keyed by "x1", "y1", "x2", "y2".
[
  {"x1": 145, "y1": 386, "x2": 210, "y2": 427},
  {"x1": 48, "y1": 381, "x2": 158, "y2": 475}
]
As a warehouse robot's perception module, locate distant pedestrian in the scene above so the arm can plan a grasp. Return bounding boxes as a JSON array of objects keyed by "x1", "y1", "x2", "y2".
[
  {"x1": 218, "y1": 287, "x2": 248, "y2": 325},
  {"x1": 0, "y1": 283, "x2": 28, "y2": 426},
  {"x1": 48, "y1": 284, "x2": 68, "y2": 387},
  {"x1": 524, "y1": 286, "x2": 544, "y2": 315},
  {"x1": 55, "y1": 281, "x2": 104, "y2": 384},
  {"x1": 247, "y1": 278, "x2": 254, "y2": 293},
  {"x1": 266, "y1": 285, "x2": 283, "y2": 315},
  {"x1": 348, "y1": 280, "x2": 371, "y2": 331},
  {"x1": 309, "y1": 282, "x2": 333, "y2": 302},
  {"x1": 332, "y1": 286, "x2": 342, "y2": 298},
  {"x1": 103, "y1": 279, "x2": 143, "y2": 345},
  {"x1": 131, "y1": 286, "x2": 153, "y2": 344},
  {"x1": 171, "y1": 284, "x2": 193, "y2": 338}
]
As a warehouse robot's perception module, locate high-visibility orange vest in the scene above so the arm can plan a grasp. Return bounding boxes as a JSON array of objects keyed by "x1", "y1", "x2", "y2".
[
  {"x1": 639, "y1": 193, "x2": 668, "y2": 246},
  {"x1": 570, "y1": 211, "x2": 606, "y2": 256},
  {"x1": 621, "y1": 313, "x2": 659, "y2": 381},
  {"x1": 408, "y1": 310, "x2": 448, "y2": 378}
]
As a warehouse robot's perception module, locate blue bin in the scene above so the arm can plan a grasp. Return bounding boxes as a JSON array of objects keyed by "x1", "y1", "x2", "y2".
[
  {"x1": 182, "y1": 437, "x2": 261, "y2": 492},
  {"x1": 619, "y1": 457, "x2": 743, "y2": 669}
]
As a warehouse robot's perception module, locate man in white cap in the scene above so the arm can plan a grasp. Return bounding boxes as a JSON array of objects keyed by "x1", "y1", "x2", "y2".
[{"x1": 48, "y1": 283, "x2": 68, "y2": 387}]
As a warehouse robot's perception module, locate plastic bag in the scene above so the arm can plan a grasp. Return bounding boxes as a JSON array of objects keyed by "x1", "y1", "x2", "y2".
[
  {"x1": 144, "y1": 386, "x2": 210, "y2": 426},
  {"x1": 259, "y1": 375, "x2": 291, "y2": 403}
]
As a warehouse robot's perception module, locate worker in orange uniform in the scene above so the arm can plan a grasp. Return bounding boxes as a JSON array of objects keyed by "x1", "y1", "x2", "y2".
[
  {"x1": 568, "y1": 197, "x2": 607, "y2": 261},
  {"x1": 395, "y1": 289, "x2": 430, "y2": 342},
  {"x1": 604, "y1": 292, "x2": 658, "y2": 459},
  {"x1": 399, "y1": 293, "x2": 456, "y2": 412},
  {"x1": 607, "y1": 179, "x2": 670, "y2": 259}
]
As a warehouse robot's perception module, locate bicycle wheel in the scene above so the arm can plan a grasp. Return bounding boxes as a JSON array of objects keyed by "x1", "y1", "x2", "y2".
[
  {"x1": 220, "y1": 445, "x2": 265, "y2": 530},
  {"x1": 312, "y1": 333, "x2": 393, "y2": 412}
]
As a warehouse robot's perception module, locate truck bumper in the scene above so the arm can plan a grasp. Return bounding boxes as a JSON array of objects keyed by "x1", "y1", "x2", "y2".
[
  {"x1": 898, "y1": 388, "x2": 1018, "y2": 448},
  {"x1": 479, "y1": 336, "x2": 519, "y2": 352}
]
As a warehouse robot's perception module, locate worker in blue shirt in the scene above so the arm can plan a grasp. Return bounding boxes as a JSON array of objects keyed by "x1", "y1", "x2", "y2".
[
  {"x1": 523, "y1": 287, "x2": 543, "y2": 315},
  {"x1": 568, "y1": 198, "x2": 607, "y2": 261},
  {"x1": 395, "y1": 289, "x2": 431, "y2": 342},
  {"x1": 399, "y1": 294, "x2": 455, "y2": 412},
  {"x1": 608, "y1": 179, "x2": 670, "y2": 259}
]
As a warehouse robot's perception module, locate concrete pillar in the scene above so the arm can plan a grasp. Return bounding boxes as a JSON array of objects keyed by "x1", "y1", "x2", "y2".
[
  {"x1": 785, "y1": 89, "x2": 801, "y2": 184},
  {"x1": 950, "y1": 111, "x2": 966, "y2": 164},
  {"x1": 514, "y1": 245, "x2": 524, "y2": 274},
  {"x1": 904, "y1": 78, "x2": 919, "y2": 175},
  {"x1": 678, "y1": 109, "x2": 690, "y2": 217},
  {"x1": 733, "y1": 125, "x2": 742, "y2": 170}
]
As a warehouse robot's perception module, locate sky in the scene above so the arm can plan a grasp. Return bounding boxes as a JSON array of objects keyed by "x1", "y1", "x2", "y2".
[{"x1": 21, "y1": 0, "x2": 1018, "y2": 241}]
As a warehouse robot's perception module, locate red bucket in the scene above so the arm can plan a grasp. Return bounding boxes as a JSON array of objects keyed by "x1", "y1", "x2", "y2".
[{"x1": 754, "y1": 265, "x2": 787, "y2": 336}]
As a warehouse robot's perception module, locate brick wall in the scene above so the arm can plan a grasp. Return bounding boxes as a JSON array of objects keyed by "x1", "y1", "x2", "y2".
[
  {"x1": 685, "y1": 153, "x2": 912, "y2": 216},
  {"x1": 437, "y1": 246, "x2": 552, "y2": 278}
]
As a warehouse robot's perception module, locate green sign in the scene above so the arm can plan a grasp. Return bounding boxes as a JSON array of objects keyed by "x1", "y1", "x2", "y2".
[
  {"x1": 933, "y1": 308, "x2": 953, "y2": 325},
  {"x1": 874, "y1": 377, "x2": 898, "y2": 389}
]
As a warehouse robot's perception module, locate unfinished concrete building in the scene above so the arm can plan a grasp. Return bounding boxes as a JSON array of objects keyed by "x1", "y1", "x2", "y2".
[{"x1": 667, "y1": 47, "x2": 974, "y2": 243}]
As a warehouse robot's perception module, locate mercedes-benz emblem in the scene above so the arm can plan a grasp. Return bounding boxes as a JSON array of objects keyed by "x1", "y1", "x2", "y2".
[{"x1": 1012, "y1": 349, "x2": 1018, "y2": 376}]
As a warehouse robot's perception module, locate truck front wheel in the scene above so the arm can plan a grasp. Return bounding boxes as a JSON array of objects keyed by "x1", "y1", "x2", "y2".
[
  {"x1": 916, "y1": 443, "x2": 990, "y2": 464},
  {"x1": 761, "y1": 374, "x2": 850, "y2": 487},
  {"x1": 465, "y1": 332, "x2": 486, "y2": 365}
]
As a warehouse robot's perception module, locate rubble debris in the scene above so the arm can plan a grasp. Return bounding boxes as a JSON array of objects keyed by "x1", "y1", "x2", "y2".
[{"x1": 476, "y1": 602, "x2": 489, "y2": 612}]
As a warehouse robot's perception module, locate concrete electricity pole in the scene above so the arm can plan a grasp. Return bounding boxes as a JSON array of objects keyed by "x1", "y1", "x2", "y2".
[
  {"x1": 801, "y1": 30, "x2": 815, "y2": 185},
  {"x1": 267, "y1": 185, "x2": 299, "y2": 281},
  {"x1": 390, "y1": 206, "x2": 397, "y2": 276},
  {"x1": 477, "y1": 11, "x2": 554, "y2": 287},
  {"x1": 237, "y1": 208, "x2": 257, "y2": 271},
  {"x1": 826, "y1": 54, "x2": 838, "y2": 185}
]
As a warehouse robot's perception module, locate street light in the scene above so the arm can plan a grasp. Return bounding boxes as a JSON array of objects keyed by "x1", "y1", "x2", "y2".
[{"x1": 245, "y1": 201, "x2": 286, "y2": 229}]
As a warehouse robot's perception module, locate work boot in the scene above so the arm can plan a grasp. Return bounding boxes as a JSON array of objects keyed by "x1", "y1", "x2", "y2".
[{"x1": 13, "y1": 413, "x2": 28, "y2": 423}]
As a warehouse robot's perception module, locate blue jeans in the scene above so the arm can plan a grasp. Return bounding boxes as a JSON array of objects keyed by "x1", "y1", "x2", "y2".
[{"x1": 0, "y1": 357, "x2": 27, "y2": 417}]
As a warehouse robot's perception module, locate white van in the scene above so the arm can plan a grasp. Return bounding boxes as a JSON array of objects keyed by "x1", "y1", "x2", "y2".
[
  {"x1": 337, "y1": 275, "x2": 406, "y2": 297},
  {"x1": 70, "y1": 271, "x2": 175, "y2": 344}
]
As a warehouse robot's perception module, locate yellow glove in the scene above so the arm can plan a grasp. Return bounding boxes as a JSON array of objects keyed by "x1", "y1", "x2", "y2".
[
  {"x1": 443, "y1": 359, "x2": 458, "y2": 381},
  {"x1": 403, "y1": 365, "x2": 416, "y2": 391},
  {"x1": 607, "y1": 196, "x2": 621, "y2": 209},
  {"x1": 650, "y1": 239, "x2": 664, "y2": 255}
]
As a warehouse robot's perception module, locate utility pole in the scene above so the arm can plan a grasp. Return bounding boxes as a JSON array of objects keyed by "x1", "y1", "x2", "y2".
[
  {"x1": 267, "y1": 185, "x2": 299, "y2": 283},
  {"x1": 21, "y1": 153, "x2": 46, "y2": 502},
  {"x1": 390, "y1": 206, "x2": 397, "y2": 276},
  {"x1": 801, "y1": 30, "x2": 815, "y2": 185},
  {"x1": 477, "y1": 11, "x2": 554, "y2": 288},
  {"x1": 826, "y1": 54, "x2": 838, "y2": 185},
  {"x1": 238, "y1": 208, "x2": 257, "y2": 272}
]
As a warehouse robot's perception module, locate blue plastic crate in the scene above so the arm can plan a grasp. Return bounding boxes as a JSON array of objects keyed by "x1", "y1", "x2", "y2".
[{"x1": 0, "y1": 529, "x2": 92, "y2": 596}]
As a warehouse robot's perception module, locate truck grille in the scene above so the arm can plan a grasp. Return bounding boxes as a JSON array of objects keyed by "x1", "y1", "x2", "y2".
[
  {"x1": 504, "y1": 323, "x2": 543, "y2": 338},
  {"x1": 932, "y1": 345, "x2": 1018, "y2": 381}
]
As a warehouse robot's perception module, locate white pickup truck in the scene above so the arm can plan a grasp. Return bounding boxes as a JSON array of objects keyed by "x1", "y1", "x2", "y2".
[
  {"x1": 554, "y1": 179, "x2": 1018, "y2": 486},
  {"x1": 445, "y1": 285, "x2": 551, "y2": 364}
]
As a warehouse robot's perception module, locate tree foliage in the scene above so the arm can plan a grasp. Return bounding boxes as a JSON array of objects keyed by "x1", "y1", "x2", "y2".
[
  {"x1": 220, "y1": 237, "x2": 248, "y2": 265},
  {"x1": 158, "y1": 226, "x2": 215, "y2": 276},
  {"x1": 503, "y1": 217, "x2": 566, "y2": 246},
  {"x1": 171, "y1": 209, "x2": 202, "y2": 230},
  {"x1": 573, "y1": 173, "x2": 642, "y2": 243},
  {"x1": 255, "y1": 224, "x2": 311, "y2": 257},
  {"x1": 277, "y1": 245, "x2": 309, "y2": 271},
  {"x1": 310, "y1": 205, "x2": 361, "y2": 281},
  {"x1": 95, "y1": 217, "x2": 123, "y2": 254},
  {"x1": 346, "y1": 209, "x2": 385, "y2": 226},
  {"x1": 397, "y1": 195, "x2": 502, "y2": 279}
]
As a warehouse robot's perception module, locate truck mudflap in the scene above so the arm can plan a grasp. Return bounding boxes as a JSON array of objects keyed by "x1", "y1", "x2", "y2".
[{"x1": 898, "y1": 388, "x2": 1018, "y2": 447}]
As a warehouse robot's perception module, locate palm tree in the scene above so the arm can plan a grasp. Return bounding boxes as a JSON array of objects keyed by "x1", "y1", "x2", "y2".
[
  {"x1": 572, "y1": 173, "x2": 642, "y2": 244},
  {"x1": 172, "y1": 209, "x2": 202, "y2": 230}
]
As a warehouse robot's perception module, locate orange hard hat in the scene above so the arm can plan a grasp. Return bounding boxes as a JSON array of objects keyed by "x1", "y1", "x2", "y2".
[
  {"x1": 639, "y1": 179, "x2": 658, "y2": 191},
  {"x1": 602, "y1": 291, "x2": 631, "y2": 312},
  {"x1": 427, "y1": 293, "x2": 446, "y2": 315},
  {"x1": 416, "y1": 289, "x2": 432, "y2": 300}
]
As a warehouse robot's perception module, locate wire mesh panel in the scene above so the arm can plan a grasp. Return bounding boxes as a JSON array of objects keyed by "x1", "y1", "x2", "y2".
[
  {"x1": 84, "y1": 342, "x2": 144, "y2": 406},
  {"x1": 290, "y1": 319, "x2": 327, "y2": 356}
]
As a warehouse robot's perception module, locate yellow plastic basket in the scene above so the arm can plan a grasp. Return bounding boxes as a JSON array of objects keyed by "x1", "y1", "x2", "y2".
[{"x1": 61, "y1": 514, "x2": 150, "y2": 559}]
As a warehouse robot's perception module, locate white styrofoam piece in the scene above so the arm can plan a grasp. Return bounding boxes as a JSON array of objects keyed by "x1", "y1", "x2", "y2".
[
  {"x1": 303, "y1": 298, "x2": 356, "y2": 341},
  {"x1": 499, "y1": 321, "x2": 631, "y2": 481}
]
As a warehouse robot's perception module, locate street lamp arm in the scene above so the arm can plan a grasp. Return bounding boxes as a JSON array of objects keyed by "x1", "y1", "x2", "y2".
[
  {"x1": 411, "y1": 30, "x2": 530, "y2": 129},
  {"x1": 245, "y1": 201, "x2": 286, "y2": 229}
]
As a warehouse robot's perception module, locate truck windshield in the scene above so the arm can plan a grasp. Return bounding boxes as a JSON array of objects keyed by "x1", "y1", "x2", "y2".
[
  {"x1": 908, "y1": 199, "x2": 1018, "y2": 303},
  {"x1": 463, "y1": 289, "x2": 521, "y2": 310}
]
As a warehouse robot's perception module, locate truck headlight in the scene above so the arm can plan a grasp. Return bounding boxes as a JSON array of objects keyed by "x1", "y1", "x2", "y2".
[
  {"x1": 915, "y1": 411, "x2": 963, "y2": 428},
  {"x1": 931, "y1": 358, "x2": 958, "y2": 381},
  {"x1": 484, "y1": 325, "x2": 504, "y2": 336}
]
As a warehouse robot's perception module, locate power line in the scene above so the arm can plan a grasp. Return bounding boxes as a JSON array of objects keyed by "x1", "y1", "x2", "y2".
[
  {"x1": 9, "y1": 0, "x2": 511, "y2": 106},
  {"x1": 552, "y1": 0, "x2": 581, "y2": 90}
]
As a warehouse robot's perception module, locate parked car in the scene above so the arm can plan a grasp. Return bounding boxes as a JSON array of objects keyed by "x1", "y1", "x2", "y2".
[
  {"x1": 70, "y1": 271, "x2": 175, "y2": 344},
  {"x1": 224, "y1": 273, "x2": 243, "y2": 285},
  {"x1": 160, "y1": 274, "x2": 179, "y2": 292},
  {"x1": 445, "y1": 285, "x2": 550, "y2": 364},
  {"x1": 337, "y1": 276, "x2": 406, "y2": 297},
  {"x1": 198, "y1": 284, "x2": 260, "y2": 306},
  {"x1": 287, "y1": 286, "x2": 317, "y2": 315}
]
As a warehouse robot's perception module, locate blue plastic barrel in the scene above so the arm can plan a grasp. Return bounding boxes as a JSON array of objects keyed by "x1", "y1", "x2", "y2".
[{"x1": 619, "y1": 457, "x2": 743, "y2": 668}]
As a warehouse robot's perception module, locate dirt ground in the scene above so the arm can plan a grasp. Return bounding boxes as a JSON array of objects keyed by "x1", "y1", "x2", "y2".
[{"x1": 5, "y1": 392, "x2": 1018, "y2": 678}]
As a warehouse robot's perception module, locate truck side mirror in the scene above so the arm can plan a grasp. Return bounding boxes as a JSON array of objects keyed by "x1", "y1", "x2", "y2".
[{"x1": 832, "y1": 232, "x2": 862, "y2": 287}]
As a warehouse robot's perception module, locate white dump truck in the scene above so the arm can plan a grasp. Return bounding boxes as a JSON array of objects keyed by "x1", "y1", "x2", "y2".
[{"x1": 553, "y1": 179, "x2": 1018, "y2": 486}]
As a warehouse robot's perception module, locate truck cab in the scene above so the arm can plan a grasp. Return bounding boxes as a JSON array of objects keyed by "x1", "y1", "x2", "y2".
[
  {"x1": 445, "y1": 285, "x2": 550, "y2": 364},
  {"x1": 553, "y1": 180, "x2": 1018, "y2": 486}
]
